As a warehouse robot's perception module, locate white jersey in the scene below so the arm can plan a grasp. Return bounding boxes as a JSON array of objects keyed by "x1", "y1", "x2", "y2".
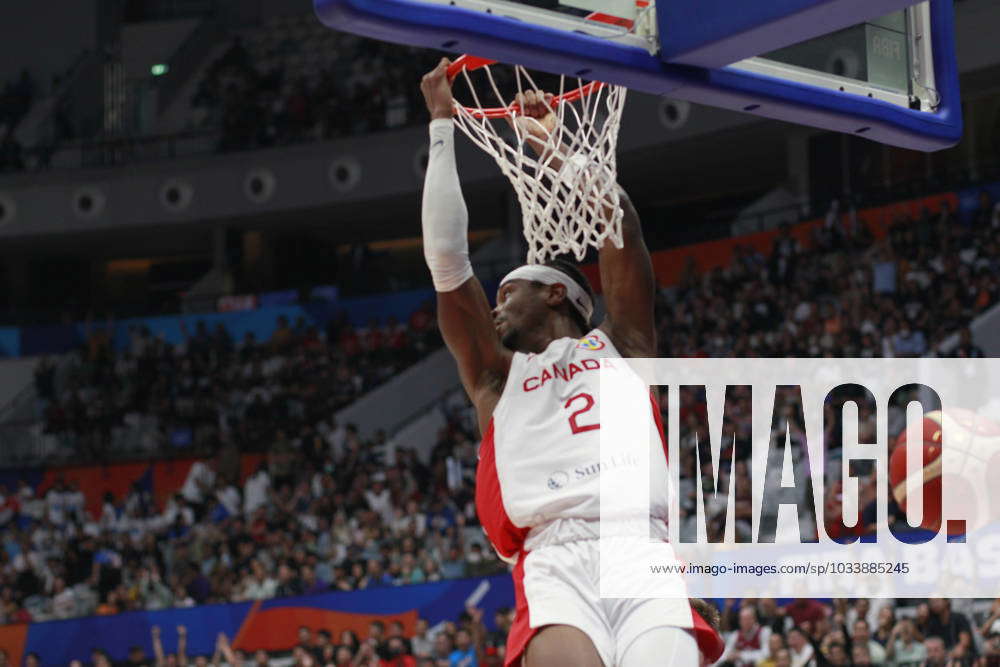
[{"x1": 475, "y1": 328, "x2": 670, "y2": 562}]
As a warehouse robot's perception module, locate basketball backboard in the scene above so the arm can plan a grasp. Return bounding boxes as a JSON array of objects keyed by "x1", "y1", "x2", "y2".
[{"x1": 314, "y1": 0, "x2": 961, "y2": 151}]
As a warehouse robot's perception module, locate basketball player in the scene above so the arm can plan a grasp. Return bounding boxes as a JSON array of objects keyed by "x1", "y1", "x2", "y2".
[{"x1": 419, "y1": 57, "x2": 723, "y2": 667}]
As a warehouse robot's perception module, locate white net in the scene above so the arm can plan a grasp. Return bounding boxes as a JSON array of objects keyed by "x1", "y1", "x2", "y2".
[{"x1": 450, "y1": 62, "x2": 627, "y2": 264}]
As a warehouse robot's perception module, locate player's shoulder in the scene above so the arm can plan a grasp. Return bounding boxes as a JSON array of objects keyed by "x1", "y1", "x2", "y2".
[{"x1": 597, "y1": 320, "x2": 654, "y2": 358}]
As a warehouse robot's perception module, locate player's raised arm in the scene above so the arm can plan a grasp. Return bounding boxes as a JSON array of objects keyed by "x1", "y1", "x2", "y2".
[
  {"x1": 420, "y1": 59, "x2": 511, "y2": 410},
  {"x1": 595, "y1": 188, "x2": 656, "y2": 357}
]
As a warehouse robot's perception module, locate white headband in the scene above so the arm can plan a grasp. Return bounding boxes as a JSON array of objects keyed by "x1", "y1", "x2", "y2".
[{"x1": 500, "y1": 264, "x2": 594, "y2": 323}]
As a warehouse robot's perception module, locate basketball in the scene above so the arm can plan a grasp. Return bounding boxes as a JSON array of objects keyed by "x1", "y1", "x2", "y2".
[
  {"x1": 890, "y1": 409, "x2": 1000, "y2": 536},
  {"x1": 889, "y1": 412, "x2": 946, "y2": 532}
]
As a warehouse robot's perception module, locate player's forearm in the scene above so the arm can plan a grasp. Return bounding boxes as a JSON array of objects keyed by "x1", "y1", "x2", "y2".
[
  {"x1": 597, "y1": 187, "x2": 651, "y2": 275},
  {"x1": 422, "y1": 118, "x2": 474, "y2": 292},
  {"x1": 617, "y1": 186, "x2": 642, "y2": 239}
]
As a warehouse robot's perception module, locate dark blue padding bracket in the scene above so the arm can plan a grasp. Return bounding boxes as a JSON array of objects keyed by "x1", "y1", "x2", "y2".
[{"x1": 314, "y1": 0, "x2": 962, "y2": 151}]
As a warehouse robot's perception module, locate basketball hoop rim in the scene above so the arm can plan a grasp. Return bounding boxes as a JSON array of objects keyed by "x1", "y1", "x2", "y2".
[{"x1": 446, "y1": 54, "x2": 606, "y2": 119}]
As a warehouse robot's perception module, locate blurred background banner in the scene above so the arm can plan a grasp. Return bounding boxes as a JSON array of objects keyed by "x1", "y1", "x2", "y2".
[{"x1": 0, "y1": 575, "x2": 513, "y2": 664}]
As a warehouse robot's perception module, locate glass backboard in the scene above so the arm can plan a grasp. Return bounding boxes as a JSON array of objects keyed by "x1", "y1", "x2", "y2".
[
  {"x1": 748, "y1": 9, "x2": 938, "y2": 113},
  {"x1": 314, "y1": 0, "x2": 961, "y2": 150}
]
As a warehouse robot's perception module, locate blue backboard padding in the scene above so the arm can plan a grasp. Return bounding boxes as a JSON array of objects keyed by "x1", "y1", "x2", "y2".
[
  {"x1": 314, "y1": 0, "x2": 961, "y2": 151},
  {"x1": 657, "y1": 0, "x2": 924, "y2": 69}
]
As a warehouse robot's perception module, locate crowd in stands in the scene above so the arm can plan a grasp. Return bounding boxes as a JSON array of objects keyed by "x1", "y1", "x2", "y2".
[
  {"x1": 2, "y1": 190, "x2": 999, "y2": 664},
  {"x1": 657, "y1": 194, "x2": 1000, "y2": 543},
  {"x1": 3, "y1": 363, "x2": 503, "y2": 626},
  {"x1": 713, "y1": 597, "x2": 1000, "y2": 667},
  {"x1": 9, "y1": 596, "x2": 999, "y2": 665},
  {"x1": 1, "y1": 299, "x2": 507, "y2": 630},
  {"x1": 656, "y1": 197, "x2": 998, "y2": 359},
  {"x1": 188, "y1": 29, "x2": 440, "y2": 152},
  {"x1": 35, "y1": 304, "x2": 440, "y2": 463}
]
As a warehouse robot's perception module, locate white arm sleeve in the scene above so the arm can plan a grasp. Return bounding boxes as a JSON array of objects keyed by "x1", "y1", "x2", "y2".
[{"x1": 421, "y1": 118, "x2": 475, "y2": 293}]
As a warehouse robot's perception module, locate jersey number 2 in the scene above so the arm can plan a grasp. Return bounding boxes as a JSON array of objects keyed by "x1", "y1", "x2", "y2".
[{"x1": 565, "y1": 392, "x2": 600, "y2": 434}]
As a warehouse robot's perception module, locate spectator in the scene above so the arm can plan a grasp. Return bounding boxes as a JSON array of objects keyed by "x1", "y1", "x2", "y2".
[
  {"x1": 383, "y1": 636, "x2": 417, "y2": 667},
  {"x1": 50, "y1": 576, "x2": 77, "y2": 618},
  {"x1": 854, "y1": 643, "x2": 874, "y2": 666},
  {"x1": 137, "y1": 566, "x2": 173, "y2": 610},
  {"x1": 875, "y1": 605, "x2": 897, "y2": 647},
  {"x1": 244, "y1": 464, "x2": 271, "y2": 516},
  {"x1": 387, "y1": 621, "x2": 410, "y2": 652},
  {"x1": 786, "y1": 627, "x2": 815, "y2": 667},
  {"x1": 853, "y1": 618, "x2": 888, "y2": 664},
  {"x1": 722, "y1": 605, "x2": 773, "y2": 666},
  {"x1": 826, "y1": 642, "x2": 849, "y2": 666},
  {"x1": 412, "y1": 618, "x2": 434, "y2": 658},
  {"x1": 366, "y1": 473, "x2": 393, "y2": 523},
  {"x1": 925, "y1": 598, "x2": 975, "y2": 661},
  {"x1": 760, "y1": 633, "x2": 787, "y2": 667},
  {"x1": 180, "y1": 458, "x2": 217, "y2": 519},
  {"x1": 915, "y1": 603, "x2": 932, "y2": 638},
  {"x1": 240, "y1": 559, "x2": 278, "y2": 600},
  {"x1": 301, "y1": 564, "x2": 328, "y2": 596},
  {"x1": 449, "y1": 628, "x2": 477, "y2": 667},
  {"x1": 923, "y1": 636, "x2": 948, "y2": 667},
  {"x1": 313, "y1": 629, "x2": 333, "y2": 661},
  {"x1": 297, "y1": 625, "x2": 315, "y2": 655},
  {"x1": 368, "y1": 619, "x2": 387, "y2": 655},
  {"x1": 276, "y1": 562, "x2": 303, "y2": 597},
  {"x1": 886, "y1": 618, "x2": 927, "y2": 666},
  {"x1": 431, "y1": 633, "x2": 454, "y2": 663},
  {"x1": 773, "y1": 648, "x2": 793, "y2": 667},
  {"x1": 893, "y1": 321, "x2": 928, "y2": 356}
]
